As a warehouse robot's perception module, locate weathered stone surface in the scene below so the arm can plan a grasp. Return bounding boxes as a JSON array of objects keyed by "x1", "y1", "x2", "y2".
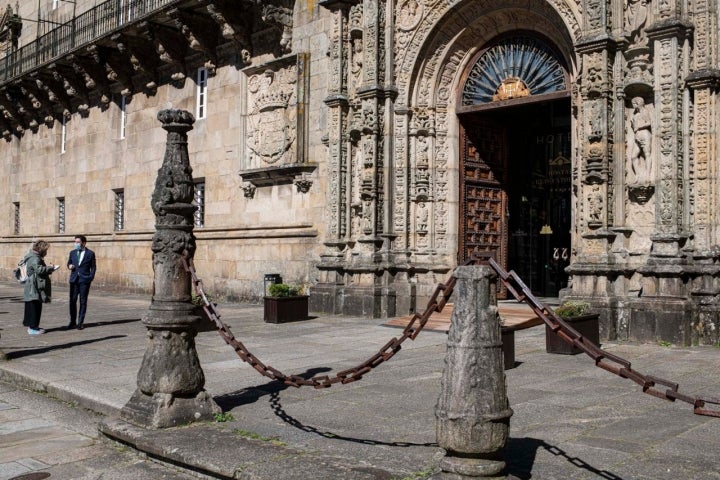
[
  {"x1": 434, "y1": 266, "x2": 512, "y2": 478},
  {"x1": 121, "y1": 109, "x2": 220, "y2": 429}
]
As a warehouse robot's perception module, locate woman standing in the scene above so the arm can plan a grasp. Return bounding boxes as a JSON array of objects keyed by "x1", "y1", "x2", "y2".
[{"x1": 23, "y1": 240, "x2": 59, "y2": 335}]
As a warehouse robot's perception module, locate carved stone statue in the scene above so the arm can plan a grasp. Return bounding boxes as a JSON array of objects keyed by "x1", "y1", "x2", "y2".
[
  {"x1": 627, "y1": 96, "x2": 654, "y2": 185},
  {"x1": 625, "y1": 0, "x2": 648, "y2": 46}
]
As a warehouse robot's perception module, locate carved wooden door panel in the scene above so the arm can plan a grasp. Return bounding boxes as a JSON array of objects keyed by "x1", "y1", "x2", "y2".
[{"x1": 459, "y1": 119, "x2": 509, "y2": 292}]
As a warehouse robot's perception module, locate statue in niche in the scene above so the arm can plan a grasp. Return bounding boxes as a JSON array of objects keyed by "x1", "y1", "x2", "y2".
[
  {"x1": 625, "y1": 0, "x2": 648, "y2": 46},
  {"x1": 351, "y1": 37, "x2": 363, "y2": 85},
  {"x1": 416, "y1": 136, "x2": 429, "y2": 166},
  {"x1": 416, "y1": 201, "x2": 429, "y2": 233},
  {"x1": 627, "y1": 96, "x2": 654, "y2": 185},
  {"x1": 587, "y1": 187, "x2": 603, "y2": 226}
]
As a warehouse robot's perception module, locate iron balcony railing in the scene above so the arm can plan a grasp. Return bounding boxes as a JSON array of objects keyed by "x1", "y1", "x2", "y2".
[{"x1": 0, "y1": 0, "x2": 183, "y2": 84}]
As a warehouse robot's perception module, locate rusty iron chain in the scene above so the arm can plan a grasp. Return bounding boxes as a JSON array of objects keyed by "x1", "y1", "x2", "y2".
[
  {"x1": 182, "y1": 254, "x2": 474, "y2": 389},
  {"x1": 478, "y1": 254, "x2": 720, "y2": 418}
]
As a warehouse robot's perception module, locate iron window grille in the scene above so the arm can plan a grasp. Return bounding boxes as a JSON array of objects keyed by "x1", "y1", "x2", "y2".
[
  {"x1": 113, "y1": 189, "x2": 124, "y2": 231},
  {"x1": 13, "y1": 202, "x2": 19, "y2": 235},
  {"x1": 194, "y1": 181, "x2": 205, "y2": 227},
  {"x1": 57, "y1": 197, "x2": 65, "y2": 233}
]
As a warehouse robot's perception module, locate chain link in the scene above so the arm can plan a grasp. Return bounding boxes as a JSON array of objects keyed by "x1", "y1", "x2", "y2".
[
  {"x1": 182, "y1": 255, "x2": 474, "y2": 389},
  {"x1": 182, "y1": 252, "x2": 719, "y2": 417},
  {"x1": 479, "y1": 254, "x2": 720, "y2": 418}
]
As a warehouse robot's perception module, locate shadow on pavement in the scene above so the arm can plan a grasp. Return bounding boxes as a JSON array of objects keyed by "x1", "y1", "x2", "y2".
[
  {"x1": 214, "y1": 367, "x2": 332, "y2": 409},
  {"x1": 39, "y1": 317, "x2": 141, "y2": 333},
  {"x1": 268, "y1": 391, "x2": 438, "y2": 448},
  {"x1": 506, "y1": 437, "x2": 626, "y2": 480},
  {"x1": 4, "y1": 335, "x2": 128, "y2": 359}
]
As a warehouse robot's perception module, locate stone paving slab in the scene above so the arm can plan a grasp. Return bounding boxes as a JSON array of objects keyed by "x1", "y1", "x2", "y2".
[{"x1": 0, "y1": 281, "x2": 719, "y2": 479}]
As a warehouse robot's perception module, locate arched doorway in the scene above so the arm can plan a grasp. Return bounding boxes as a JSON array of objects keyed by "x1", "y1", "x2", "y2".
[{"x1": 458, "y1": 34, "x2": 572, "y2": 298}]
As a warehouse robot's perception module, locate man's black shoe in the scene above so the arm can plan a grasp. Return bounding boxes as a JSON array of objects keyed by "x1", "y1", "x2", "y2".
[
  {"x1": 65, "y1": 324, "x2": 76, "y2": 330},
  {"x1": 77, "y1": 325, "x2": 84, "y2": 330}
]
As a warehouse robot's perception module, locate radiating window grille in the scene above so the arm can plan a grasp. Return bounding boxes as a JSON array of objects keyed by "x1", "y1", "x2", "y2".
[
  {"x1": 57, "y1": 197, "x2": 65, "y2": 233},
  {"x1": 196, "y1": 67, "x2": 208, "y2": 120},
  {"x1": 461, "y1": 36, "x2": 567, "y2": 106},
  {"x1": 13, "y1": 202, "x2": 19, "y2": 235},
  {"x1": 194, "y1": 181, "x2": 205, "y2": 227},
  {"x1": 120, "y1": 95, "x2": 127, "y2": 139},
  {"x1": 114, "y1": 189, "x2": 124, "y2": 231}
]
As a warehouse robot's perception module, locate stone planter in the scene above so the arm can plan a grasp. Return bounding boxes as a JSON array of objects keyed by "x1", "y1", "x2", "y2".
[
  {"x1": 501, "y1": 327, "x2": 515, "y2": 370},
  {"x1": 546, "y1": 313, "x2": 600, "y2": 355},
  {"x1": 264, "y1": 296, "x2": 309, "y2": 323}
]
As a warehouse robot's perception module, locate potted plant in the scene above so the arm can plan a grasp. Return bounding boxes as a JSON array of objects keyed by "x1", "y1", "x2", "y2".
[
  {"x1": 192, "y1": 292, "x2": 218, "y2": 332},
  {"x1": 264, "y1": 283, "x2": 309, "y2": 324},
  {"x1": 546, "y1": 300, "x2": 600, "y2": 355}
]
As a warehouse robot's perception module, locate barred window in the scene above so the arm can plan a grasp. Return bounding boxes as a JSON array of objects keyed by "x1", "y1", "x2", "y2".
[
  {"x1": 196, "y1": 67, "x2": 208, "y2": 120},
  {"x1": 194, "y1": 181, "x2": 205, "y2": 227},
  {"x1": 113, "y1": 189, "x2": 124, "y2": 231},
  {"x1": 57, "y1": 197, "x2": 65, "y2": 234},
  {"x1": 13, "y1": 202, "x2": 19, "y2": 235}
]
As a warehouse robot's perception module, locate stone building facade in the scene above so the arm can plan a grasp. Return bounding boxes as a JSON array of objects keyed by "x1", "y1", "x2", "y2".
[{"x1": 0, "y1": 0, "x2": 719, "y2": 346}]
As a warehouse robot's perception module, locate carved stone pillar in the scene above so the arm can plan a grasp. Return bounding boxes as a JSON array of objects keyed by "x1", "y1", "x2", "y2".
[
  {"x1": 121, "y1": 109, "x2": 220, "y2": 428},
  {"x1": 434, "y1": 266, "x2": 512, "y2": 479}
]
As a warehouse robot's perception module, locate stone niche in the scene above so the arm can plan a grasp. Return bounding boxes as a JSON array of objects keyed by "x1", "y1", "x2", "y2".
[{"x1": 239, "y1": 53, "x2": 315, "y2": 192}]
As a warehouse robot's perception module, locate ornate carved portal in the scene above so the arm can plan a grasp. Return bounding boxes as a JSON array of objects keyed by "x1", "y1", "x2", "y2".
[{"x1": 458, "y1": 33, "x2": 571, "y2": 299}]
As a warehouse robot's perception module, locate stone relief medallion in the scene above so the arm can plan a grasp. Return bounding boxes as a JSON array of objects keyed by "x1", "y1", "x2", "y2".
[
  {"x1": 397, "y1": 0, "x2": 423, "y2": 32},
  {"x1": 245, "y1": 59, "x2": 300, "y2": 167}
]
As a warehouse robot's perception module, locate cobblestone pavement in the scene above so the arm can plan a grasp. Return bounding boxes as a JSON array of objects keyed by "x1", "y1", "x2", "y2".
[{"x1": 0, "y1": 281, "x2": 719, "y2": 479}]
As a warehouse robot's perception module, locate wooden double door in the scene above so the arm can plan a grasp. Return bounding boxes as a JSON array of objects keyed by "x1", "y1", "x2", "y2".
[{"x1": 459, "y1": 100, "x2": 571, "y2": 297}]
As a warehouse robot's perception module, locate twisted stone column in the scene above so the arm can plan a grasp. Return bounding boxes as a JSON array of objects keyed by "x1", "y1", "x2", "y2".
[
  {"x1": 121, "y1": 109, "x2": 220, "y2": 428},
  {"x1": 434, "y1": 266, "x2": 512, "y2": 478}
]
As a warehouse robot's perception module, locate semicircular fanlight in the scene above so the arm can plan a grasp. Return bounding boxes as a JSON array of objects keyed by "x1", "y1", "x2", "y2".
[{"x1": 461, "y1": 36, "x2": 567, "y2": 106}]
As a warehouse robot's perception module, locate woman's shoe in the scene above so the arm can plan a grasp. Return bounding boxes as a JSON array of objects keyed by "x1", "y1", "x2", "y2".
[{"x1": 27, "y1": 328, "x2": 46, "y2": 335}]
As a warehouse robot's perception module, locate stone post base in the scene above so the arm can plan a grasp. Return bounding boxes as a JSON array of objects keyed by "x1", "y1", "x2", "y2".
[
  {"x1": 121, "y1": 389, "x2": 221, "y2": 429},
  {"x1": 431, "y1": 455, "x2": 507, "y2": 479}
]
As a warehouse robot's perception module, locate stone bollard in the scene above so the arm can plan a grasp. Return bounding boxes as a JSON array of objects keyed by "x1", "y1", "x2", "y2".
[
  {"x1": 121, "y1": 109, "x2": 220, "y2": 428},
  {"x1": 433, "y1": 265, "x2": 512, "y2": 479}
]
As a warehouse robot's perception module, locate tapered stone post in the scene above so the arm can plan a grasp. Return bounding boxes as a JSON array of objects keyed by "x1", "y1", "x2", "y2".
[
  {"x1": 433, "y1": 266, "x2": 512, "y2": 479},
  {"x1": 121, "y1": 109, "x2": 220, "y2": 428}
]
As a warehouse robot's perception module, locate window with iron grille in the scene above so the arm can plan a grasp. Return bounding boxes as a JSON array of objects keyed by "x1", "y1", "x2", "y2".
[
  {"x1": 13, "y1": 202, "x2": 19, "y2": 235},
  {"x1": 114, "y1": 189, "x2": 124, "y2": 231},
  {"x1": 196, "y1": 67, "x2": 208, "y2": 120},
  {"x1": 194, "y1": 181, "x2": 205, "y2": 227},
  {"x1": 57, "y1": 197, "x2": 65, "y2": 234}
]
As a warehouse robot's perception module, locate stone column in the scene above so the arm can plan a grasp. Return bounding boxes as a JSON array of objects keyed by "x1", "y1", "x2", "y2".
[
  {"x1": 433, "y1": 266, "x2": 512, "y2": 479},
  {"x1": 121, "y1": 109, "x2": 220, "y2": 428}
]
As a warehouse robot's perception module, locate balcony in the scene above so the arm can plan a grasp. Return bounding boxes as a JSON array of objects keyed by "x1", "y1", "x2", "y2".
[{"x1": 0, "y1": 0, "x2": 295, "y2": 139}]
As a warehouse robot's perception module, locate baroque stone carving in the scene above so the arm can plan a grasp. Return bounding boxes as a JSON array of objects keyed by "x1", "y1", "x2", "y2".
[
  {"x1": 624, "y1": 0, "x2": 649, "y2": 46},
  {"x1": 245, "y1": 60, "x2": 299, "y2": 168},
  {"x1": 626, "y1": 96, "x2": 655, "y2": 187}
]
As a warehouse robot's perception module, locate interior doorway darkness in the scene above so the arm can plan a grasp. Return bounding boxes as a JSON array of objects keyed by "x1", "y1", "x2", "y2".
[{"x1": 459, "y1": 98, "x2": 571, "y2": 297}]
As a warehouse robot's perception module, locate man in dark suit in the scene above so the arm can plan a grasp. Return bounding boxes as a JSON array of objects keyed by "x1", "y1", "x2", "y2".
[{"x1": 66, "y1": 235, "x2": 96, "y2": 330}]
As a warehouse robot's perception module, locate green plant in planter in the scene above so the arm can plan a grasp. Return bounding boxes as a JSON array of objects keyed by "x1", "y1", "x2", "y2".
[
  {"x1": 267, "y1": 283, "x2": 301, "y2": 298},
  {"x1": 191, "y1": 292, "x2": 214, "y2": 307},
  {"x1": 554, "y1": 300, "x2": 591, "y2": 319}
]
